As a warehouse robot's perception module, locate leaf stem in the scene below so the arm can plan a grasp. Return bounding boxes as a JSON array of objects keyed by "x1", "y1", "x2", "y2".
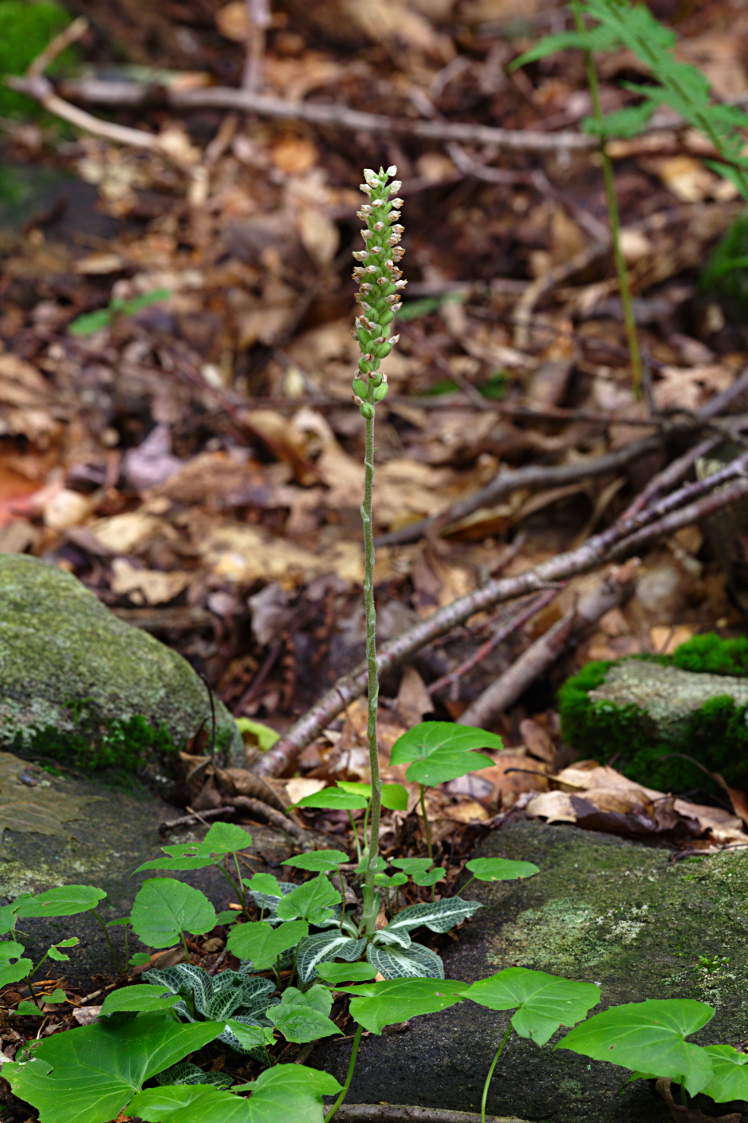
[
  {"x1": 418, "y1": 783, "x2": 434, "y2": 864},
  {"x1": 480, "y1": 1024, "x2": 513, "y2": 1123},
  {"x1": 324, "y1": 1022, "x2": 364, "y2": 1122}
]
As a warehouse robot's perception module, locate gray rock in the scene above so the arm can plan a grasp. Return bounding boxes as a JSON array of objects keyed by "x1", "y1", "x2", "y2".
[
  {"x1": 314, "y1": 820, "x2": 748, "y2": 1122},
  {"x1": 0, "y1": 553, "x2": 243, "y2": 778}
]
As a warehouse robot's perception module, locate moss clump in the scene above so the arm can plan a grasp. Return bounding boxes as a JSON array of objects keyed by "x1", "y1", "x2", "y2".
[
  {"x1": 9, "y1": 710, "x2": 179, "y2": 773},
  {"x1": 558, "y1": 634, "x2": 748, "y2": 793},
  {"x1": 0, "y1": 2, "x2": 77, "y2": 119}
]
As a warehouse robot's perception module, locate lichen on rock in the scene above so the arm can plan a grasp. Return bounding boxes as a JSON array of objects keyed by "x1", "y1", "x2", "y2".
[{"x1": 0, "y1": 553, "x2": 244, "y2": 779}]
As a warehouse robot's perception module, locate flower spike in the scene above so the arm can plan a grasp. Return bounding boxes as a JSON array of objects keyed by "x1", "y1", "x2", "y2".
[{"x1": 352, "y1": 166, "x2": 406, "y2": 414}]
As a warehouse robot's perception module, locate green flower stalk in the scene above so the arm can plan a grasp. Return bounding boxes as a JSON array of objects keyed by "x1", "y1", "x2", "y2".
[{"x1": 352, "y1": 166, "x2": 406, "y2": 936}]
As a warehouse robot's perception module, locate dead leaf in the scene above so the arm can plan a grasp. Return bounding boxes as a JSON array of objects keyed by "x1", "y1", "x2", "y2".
[{"x1": 110, "y1": 559, "x2": 192, "y2": 605}]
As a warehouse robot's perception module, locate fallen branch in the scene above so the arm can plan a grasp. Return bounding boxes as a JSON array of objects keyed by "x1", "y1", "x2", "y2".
[
  {"x1": 333, "y1": 1105, "x2": 527, "y2": 1123},
  {"x1": 8, "y1": 73, "x2": 594, "y2": 153},
  {"x1": 458, "y1": 560, "x2": 638, "y2": 728},
  {"x1": 427, "y1": 587, "x2": 562, "y2": 698},
  {"x1": 254, "y1": 455, "x2": 748, "y2": 776},
  {"x1": 10, "y1": 72, "x2": 746, "y2": 158},
  {"x1": 377, "y1": 364, "x2": 748, "y2": 548},
  {"x1": 375, "y1": 432, "x2": 663, "y2": 548}
]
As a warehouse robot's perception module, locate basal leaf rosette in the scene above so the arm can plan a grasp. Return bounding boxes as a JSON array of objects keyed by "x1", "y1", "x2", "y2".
[{"x1": 352, "y1": 165, "x2": 406, "y2": 417}]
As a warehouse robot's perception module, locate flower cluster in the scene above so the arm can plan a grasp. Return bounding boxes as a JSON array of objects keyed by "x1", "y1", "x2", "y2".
[{"x1": 352, "y1": 165, "x2": 406, "y2": 418}]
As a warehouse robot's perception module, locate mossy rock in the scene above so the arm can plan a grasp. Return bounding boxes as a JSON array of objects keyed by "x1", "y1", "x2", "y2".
[
  {"x1": 0, "y1": 553, "x2": 244, "y2": 782},
  {"x1": 0, "y1": 1, "x2": 78, "y2": 120},
  {"x1": 314, "y1": 820, "x2": 748, "y2": 1121},
  {"x1": 558, "y1": 633, "x2": 748, "y2": 792}
]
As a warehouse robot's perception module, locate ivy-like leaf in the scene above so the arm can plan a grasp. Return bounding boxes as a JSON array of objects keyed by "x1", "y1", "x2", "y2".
[
  {"x1": 276, "y1": 875, "x2": 340, "y2": 925},
  {"x1": 463, "y1": 967, "x2": 601, "y2": 1046},
  {"x1": 4, "y1": 1013, "x2": 225, "y2": 1123},
  {"x1": 281, "y1": 850, "x2": 349, "y2": 873},
  {"x1": 559, "y1": 998, "x2": 715, "y2": 1097},
  {"x1": 341, "y1": 977, "x2": 465, "y2": 1034},
  {"x1": 315, "y1": 961, "x2": 377, "y2": 985},
  {"x1": 135, "y1": 822, "x2": 252, "y2": 874},
  {"x1": 100, "y1": 985, "x2": 180, "y2": 1017},
  {"x1": 266, "y1": 986, "x2": 341, "y2": 1044},
  {"x1": 390, "y1": 721, "x2": 502, "y2": 764},
  {"x1": 465, "y1": 858, "x2": 539, "y2": 883},
  {"x1": 227, "y1": 920, "x2": 308, "y2": 970},
  {"x1": 130, "y1": 880, "x2": 216, "y2": 948},
  {"x1": 701, "y1": 1044, "x2": 748, "y2": 1103},
  {"x1": 293, "y1": 787, "x2": 368, "y2": 811},
  {"x1": 129, "y1": 1064, "x2": 341, "y2": 1123},
  {"x1": 13, "y1": 885, "x2": 106, "y2": 919}
]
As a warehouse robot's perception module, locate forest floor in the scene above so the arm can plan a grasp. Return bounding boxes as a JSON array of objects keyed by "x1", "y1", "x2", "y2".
[{"x1": 3, "y1": 1, "x2": 748, "y2": 866}]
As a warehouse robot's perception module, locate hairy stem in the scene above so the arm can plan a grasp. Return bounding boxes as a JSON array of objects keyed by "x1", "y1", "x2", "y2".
[{"x1": 360, "y1": 409, "x2": 382, "y2": 937}]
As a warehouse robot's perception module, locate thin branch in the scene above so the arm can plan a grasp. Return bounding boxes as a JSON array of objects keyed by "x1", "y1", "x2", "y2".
[
  {"x1": 254, "y1": 455, "x2": 748, "y2": 776},
  {"x1": 427, "y1": 587, "x2": 562, "y2": 698},
  {"x1": 9, "y1": 73, "x2": 594, "y2": 152},
  {"x1": 375, "y1": 432, "x2": 663, "y2": 548},
  {"x1": 333, "y1": 1105, "x2": 525, "y2": 1123},
  {"x1": 12, "y1": 72, "x2": 748, "y2": 157},
  {"x1": 8, "y1": 73, "x2": 164, "y2": 151},
  {"x1": 377, "y1": 363, "x2": 748, "y2": 549},
  {"x1": 458, "y1": 560, "x2": 638, "y2": 727},
  {"x1": 27, "y1": 14, "x2": 88, "y2": 77}
]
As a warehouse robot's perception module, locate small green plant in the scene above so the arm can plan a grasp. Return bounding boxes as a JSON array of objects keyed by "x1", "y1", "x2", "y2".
[
  {"x1": 512, "y1": 0, "x2": 748, "y2": 390},
  {"x1": 513, "y1": 0, "x2": 748, "y2": 196},
  {"x1": 4, "y1": 165, "x2": 747, "y2": 1123},
  {"x1": 68, "y1": 288, "x2": 171, "y2": 337}
]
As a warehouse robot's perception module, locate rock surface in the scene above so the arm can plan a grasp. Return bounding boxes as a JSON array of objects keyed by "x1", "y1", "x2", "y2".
[
  {"x1": 314, "y1": 820, "x2": 748, "y2": 1122},
  {"x1": 0, "y1": 553, "x2": 243, "y2": 776}
]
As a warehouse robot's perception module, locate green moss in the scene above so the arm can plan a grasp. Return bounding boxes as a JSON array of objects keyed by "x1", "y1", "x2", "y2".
[
  {"x1": 700, "y1": 210, "x2": 748, "y2": 318},
  {"x1": 9, "y1": 709, "x2": 179, "y2": 773},
  {"x1": 558, "y1": 633, "x2": 748, "y2": 792},
  {"x1": 0, "y1": 2, "x2": 78, "y2": 119}
]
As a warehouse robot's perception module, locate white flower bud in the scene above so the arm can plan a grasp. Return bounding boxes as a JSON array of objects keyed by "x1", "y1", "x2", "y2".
[{"x1": 386, "y1": 164, "x2": 397, "y2": 177}]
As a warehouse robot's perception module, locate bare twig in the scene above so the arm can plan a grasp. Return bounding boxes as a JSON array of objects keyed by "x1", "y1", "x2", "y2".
[
  {"x1": 7, "y1": 73, "x2": 164, "y2": 151},
  {"x1": 8, "y1": 73, "x2": 595, "y2": 152},
  {"x1": 375, "y1": 432, "x2": 663, "y2": 548},
  {"x1": 333, "y1": 1105, "x2": 527, "y2": 1123},
  {"x1": 27, "y1": 14, "x2": 88, "y2": 77},
  {"x1": 243, "y1": 0, "x2": 271, "y2": 92},
  {"x1": 12, "y1": 72, "x2": 748, "y2": 157},
  {"x1": 427, "y1": 587, "x2": 562, "y2": 698},
  {"x1": 254, "y1": 455, "x2": 748, "y2": 776},
  {"x1": 377, "y1": 364, "x2": 748, "y2": 549},
  {"x1": 458, "y1": 560, "x2": 638, "y2": 727}
]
